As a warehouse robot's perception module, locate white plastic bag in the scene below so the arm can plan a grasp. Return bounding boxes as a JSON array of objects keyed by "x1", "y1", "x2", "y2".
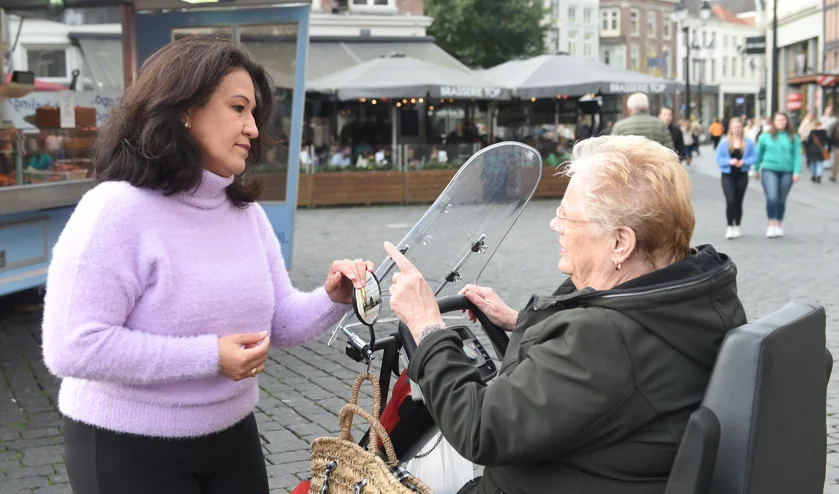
[{"x1": 403, "y1": 432, "x2": 474, "y2": 494}]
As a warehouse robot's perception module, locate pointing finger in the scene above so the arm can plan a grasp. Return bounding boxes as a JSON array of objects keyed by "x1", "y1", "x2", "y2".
[{"x1": 384, "y1": 241, "x2": 417, "y2": 274}]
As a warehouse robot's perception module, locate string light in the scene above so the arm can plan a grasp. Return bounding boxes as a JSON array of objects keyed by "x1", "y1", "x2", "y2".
[
  {"x1": 418, "y1": 97, "x2": 424, "y2": 103},
  {"x1": 396, "y1": 102, "x2": 402, "y2": 107},
  {"x1": 411, "y1": 98, "x2": 416, "y2": 104},
  {"x1": 429, "y1": 105, "x2": 434, "y2": 111},
  {"x1": 530, "y1": 97, "x2": 536, "y2": 102},
  {"x1": 372, "y1": 99, "x2": 377, "y2": 105},
  {"x1": 360, "y1": 97, "x2": 367, "y2": 103}
]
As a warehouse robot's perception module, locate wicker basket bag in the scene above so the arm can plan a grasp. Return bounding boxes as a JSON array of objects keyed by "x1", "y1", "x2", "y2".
[{"x1": 308, "y1": 372, "x2": 432, "y2": 494}]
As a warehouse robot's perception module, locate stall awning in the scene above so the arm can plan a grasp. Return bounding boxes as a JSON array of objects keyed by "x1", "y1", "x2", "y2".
[
  {"x1": 481, "y1": 54, "x2": 682, "y2": 99},
  {"x1": 308, "y1": 54, "x2": 510, "y2": 100},
  {"x1": 71, "y1": 35, "x2": 124, "y2": 91}
]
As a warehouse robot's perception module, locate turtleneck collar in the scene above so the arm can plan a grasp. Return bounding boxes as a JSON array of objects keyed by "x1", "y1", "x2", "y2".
[{"x1": 175, "y1": 170, "x2": 235, "y2": 210}]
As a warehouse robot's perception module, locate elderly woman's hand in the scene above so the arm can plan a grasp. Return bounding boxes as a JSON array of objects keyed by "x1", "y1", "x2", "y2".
[
  {"x1": 459, "y1": 284, "x2": 519, "y2": 331},
  {"x1": 324, "y1": 258, "x2": 375, "y2": 304},
  {"x1": 384, "y1": 241, "x2": 444, "y2": 344}
]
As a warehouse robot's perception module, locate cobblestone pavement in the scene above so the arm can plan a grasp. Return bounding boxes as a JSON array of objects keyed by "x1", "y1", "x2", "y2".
[{"x1": 1, "y1": 145, "x2": 838, "y2": 492}]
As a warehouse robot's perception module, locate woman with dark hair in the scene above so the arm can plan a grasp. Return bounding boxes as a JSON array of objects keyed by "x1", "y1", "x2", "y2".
[
  {"x1": 41, "y1": 36, "x2": 373, "y2": 494},
  {"x1": 753, "y1": 112, "x2": 801, "y2": 238}
]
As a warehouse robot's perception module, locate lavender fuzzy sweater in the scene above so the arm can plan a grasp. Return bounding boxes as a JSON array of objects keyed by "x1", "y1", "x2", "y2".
[{"x1": 41, "y1": 170, "x2": 347, "y2": 438}]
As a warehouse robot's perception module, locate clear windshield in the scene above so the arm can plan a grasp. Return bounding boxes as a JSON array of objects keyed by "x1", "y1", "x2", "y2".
[{"x1": 329, "y1": 141, "x2": 543, "y2": 344}]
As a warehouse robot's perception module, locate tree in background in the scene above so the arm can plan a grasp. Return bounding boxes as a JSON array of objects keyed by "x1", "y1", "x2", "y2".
[{"x1": 425, "y1": 0, "x2": 547, "y2": 69}]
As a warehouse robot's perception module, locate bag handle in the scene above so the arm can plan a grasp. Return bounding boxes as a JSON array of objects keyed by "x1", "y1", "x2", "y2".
[
  {"x1": 338, "y1": 403, "x2": 400, "y2": 467},
  {"x1": 346, "y1": 372, "x2": 381, "y2": 419}
]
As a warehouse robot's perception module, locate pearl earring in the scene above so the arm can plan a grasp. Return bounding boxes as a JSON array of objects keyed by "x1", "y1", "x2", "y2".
[
  {"x1": 614, "y1": 261, "x2": 622, "y2": 271},
  {"x1": 184, "y1": 122, "x2": 191, "y2": 129}
]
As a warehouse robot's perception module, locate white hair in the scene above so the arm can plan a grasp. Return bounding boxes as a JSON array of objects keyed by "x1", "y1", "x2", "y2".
[{"x1": 626, "y1": 93, "x2": 650, "y2": 113}]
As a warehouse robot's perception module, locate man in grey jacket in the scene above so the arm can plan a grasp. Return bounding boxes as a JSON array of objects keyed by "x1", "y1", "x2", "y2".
[{"x1": 610, "y1": 93, "x2": 676, "y2": 151}]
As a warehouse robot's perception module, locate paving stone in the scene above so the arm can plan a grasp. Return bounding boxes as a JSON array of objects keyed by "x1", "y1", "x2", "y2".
[
  {"x1": 4, "y1": 465, "x2": 54, "y2": 480},
  {"x1": 3, "y1": 147, "x2": 839, "y2": 492}
]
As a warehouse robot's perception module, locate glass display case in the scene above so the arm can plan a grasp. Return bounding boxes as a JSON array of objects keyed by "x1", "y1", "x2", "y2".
[{"x1": 0, "y1": 127, "x2": 95, "y2": 189}]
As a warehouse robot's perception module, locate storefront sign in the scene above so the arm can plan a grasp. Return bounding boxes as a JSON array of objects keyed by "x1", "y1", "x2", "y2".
[
  {"x1": 745, "y1": 36, "x2": 766, "y2": 55},
  {"x1": 608, "y1": 82, "x2": 668, "y2": 94},
  {"x1": 786, "y1": 93, "x2": 802, "y2": 111},
  {"x1": 440, "y1": 86, "x2": 504, "y2": 99},
  {"x1": 3, "y1": 91, "x2": 121, "y2": 130},
  {"x1": 59, "y1": 91, "x2": 76, "y2": 129}
]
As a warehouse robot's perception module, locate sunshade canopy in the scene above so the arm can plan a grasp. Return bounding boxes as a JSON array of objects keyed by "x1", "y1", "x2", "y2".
[
  {"x1": 480, "y1": 54, "x2": 682, "y2": 99},
  {"x1": 307, "y1": 54, "x2": 511, "y2": 101}
]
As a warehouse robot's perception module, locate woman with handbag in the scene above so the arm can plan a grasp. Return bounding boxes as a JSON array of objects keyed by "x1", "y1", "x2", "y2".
[
  {"x1": 41, "y1": 36, "x2": 374, "y2": 494},
  {"x1": 806, "y1": 120, "x2": 831, "y2": 183},
  {"x1": 754, "y1": 112, "x2": 802, "y2": 238}
]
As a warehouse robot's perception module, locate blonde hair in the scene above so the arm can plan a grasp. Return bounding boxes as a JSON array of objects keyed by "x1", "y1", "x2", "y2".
[
  {"x1": 727, "y1": 117, "x2": 744, "y2": 151},
  {"x1": 561, "y1": 135, "x2": 695, "y2": 266},
  {"x1": 627, "y1": 93, "x2": 650, "y2": 113}
]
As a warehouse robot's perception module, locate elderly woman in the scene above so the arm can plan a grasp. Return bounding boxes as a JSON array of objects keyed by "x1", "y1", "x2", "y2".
[
  {"x1": 41, "y1": 37, "x2": 373, "y2": 494},
  {"x1": 386, "y1": 135, "x2": 747, "y2": 494}
]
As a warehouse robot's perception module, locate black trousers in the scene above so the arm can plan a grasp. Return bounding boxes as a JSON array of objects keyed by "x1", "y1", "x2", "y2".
[
  {"x1": 721, "y1": 169, "x2": 749, "y2": 226},
  {"x1": 64, "y1": 413, "x2": 269, "y2": 494}
]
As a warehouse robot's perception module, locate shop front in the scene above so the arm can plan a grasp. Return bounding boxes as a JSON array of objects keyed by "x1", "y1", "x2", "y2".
[{"x1": 0, "y1": 0, "x2": 311, "y2": 296}]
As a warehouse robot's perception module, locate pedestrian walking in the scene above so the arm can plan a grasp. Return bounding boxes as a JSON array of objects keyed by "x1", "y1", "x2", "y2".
[
  {"x1": 709, "y1": 118, "x2": 724, "y2": 149},
  {"x1": 805, "y1": 120, "x2": 831, "y2": 183},
  {"x1": 609, "y1": 93, "x2": 675, "y2": 151},
  {"x1": 754, "y1": 112, "x2": 802, "y2": 238},
  {"x1": 40, "y1": 36, "x2": 374, "y2": 494},
  {"x1": 659, "y1": 106, "x2": 685, "y2": 160},
  {"x1": 715, "y1": 117, "x2": 756, "y2": 239}
]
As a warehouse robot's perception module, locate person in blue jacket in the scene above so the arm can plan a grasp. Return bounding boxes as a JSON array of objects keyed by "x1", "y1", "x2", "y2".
[{"x1": 715, "y1": 117, "x2": 756, "y2": 239}]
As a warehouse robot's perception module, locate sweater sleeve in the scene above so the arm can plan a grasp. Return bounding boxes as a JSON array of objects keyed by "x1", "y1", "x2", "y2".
[
  {"x1": 743, "y1": 139, "x2": 757, "y2": 167},
  {"x1": 715, "y1": 138, "x2": 731, "y2": 171},
  {"x1": 755, "y1": 134, "x2": 766, "y2": 172},
  {"x1": 252, "y1": 205, "x2": 349, "y2": 348},
  {"x1": 42, "y1": 186, "x2": 221, "y2": 385},
  {"x1": 793, "y1": 134, "x2": 803, "y2": 175}
]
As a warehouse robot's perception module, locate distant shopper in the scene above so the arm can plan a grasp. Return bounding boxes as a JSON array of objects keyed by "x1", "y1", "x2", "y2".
[
  {"x1": 659, "y1": 106, "x2": 685, "y2": 160},
  {"x1": 754, "y1": 112, "x2": 801, "y2": 238},
  {"x1": 805, "y1": 120, "x2": 831, "y2": 183},
  {"x1": 715, "y1": 117, "x2": 756, "y2": 239},
  {"x1": 610, "y1": 93, "x2": 675, "y2": 151},
  {"x1": 709, "y1": 118, "x2": 724, "y2": 149}
]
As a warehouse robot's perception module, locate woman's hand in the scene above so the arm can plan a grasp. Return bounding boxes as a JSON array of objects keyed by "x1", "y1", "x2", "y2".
[
  {"x1": 384, "y1": 241, "x2": 444, "y2": 344},
  {"x1": 793, "y1": 174, "x2": 800, "y2": 183},
  {"x1": 458, "y1": 284, "x2": 519, "y2": 331},
  {"x1": 729, "y1": 158, "x2": 738, "y2": 165},
  {"x1": 324, "y1": 258, "x2": 375, "y2": 304},
  {"x1": 218, "y1": 331, "x2": 270, "y2": 381}
]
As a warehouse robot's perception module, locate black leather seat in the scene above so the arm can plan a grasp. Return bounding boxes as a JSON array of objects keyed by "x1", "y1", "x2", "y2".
[
  {"x1": 663, "y1": 406, "x2": 720, "y2": 494},
  {"x1": 670, "y1": 301, "x2": 829, "y2": 494}
]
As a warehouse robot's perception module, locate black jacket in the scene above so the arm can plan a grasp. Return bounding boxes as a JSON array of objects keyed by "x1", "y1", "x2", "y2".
[
  {"x1": 668, "y1": 123, "x2": 686, "y2": 159},
  {"x1": 806, "y1": 129, "x2": 831, "y2": 163},
  {"x1": 407, "y1": 245, "x2": 746, "y2": 494}
]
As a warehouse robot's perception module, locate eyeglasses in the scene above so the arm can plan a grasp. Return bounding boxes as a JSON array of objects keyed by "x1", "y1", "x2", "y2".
[{"x1": 555, "y1": 204, "x2": 588, "y2": 224}]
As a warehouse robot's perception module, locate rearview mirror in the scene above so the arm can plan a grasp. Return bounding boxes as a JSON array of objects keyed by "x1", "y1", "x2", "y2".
[{"x1": 352, "y1": 271, "x2": 382, "y2": 326}]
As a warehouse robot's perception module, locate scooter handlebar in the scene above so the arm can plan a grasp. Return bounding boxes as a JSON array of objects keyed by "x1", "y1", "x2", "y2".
[{"x1": 399, "y1": 294, "x2": 510, "y2": 362}]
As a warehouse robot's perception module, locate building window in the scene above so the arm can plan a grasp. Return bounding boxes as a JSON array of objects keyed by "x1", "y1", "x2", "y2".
[
  {"x1": 550, "y1": 28, "x2": 561, "y2": 53},
  {"x1": 711, "y1": 59, "x2": 716, "y2": 81},
  {"x1": 352, "y1": 0, "x2": 391, "y2": 5},
  {"x1": 568, "y1": 6, "x2": 577, "y2": 23},
  {"x1": 551, "y1": 0, "x2": 560, "y2": 18},
  {"x1": 741, "y1": 57, "x2": 746, "y2": 77},
  {"x1": 26, "y1": 49, "x2": 67, "y2": 78},
  {"x1": 583, "y1": 32, "x2": 593, "y2": 57},
  {"x1": 630, "y1": 44, "x2": 639, "y2": 70},
  {"x1": 723, "y1": 57, "x2": 728, "y2": 76},
  {"x1": 630, "y1": 10, "x2": 640, "y2": 36},
  {"x1": 600, "y1": 9, "x2": 620, "y2": 35},
  {"x1": 569, "y1": 30, "x2": 578, "y2": 55},
  {"x1": 647, "y1": 11, "x2": 656, "y2": 37},
  {"x1": 604, "y1": 49, "x2": 611, "y2": 65},
  {"x1": 583, "y1": 8, "x2": 592, "y2": 24},
  {"x1": 723, "y1": 34, "x2": 728, "y2": 48},
  {"x1": 732, "y1": 57, "x2": 737, "y2": 77},
  {"x1": 663, "y1": 19, "x2": 671, "y2": 39}
]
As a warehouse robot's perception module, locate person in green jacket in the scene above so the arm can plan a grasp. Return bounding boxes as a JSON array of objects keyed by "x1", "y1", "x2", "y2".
[
  {"x1": 753, "y1": 112, "x2": 801, "y2": 238},
  {"x1": 385, "y1": 135, "x2": 746, "y2": 494}
]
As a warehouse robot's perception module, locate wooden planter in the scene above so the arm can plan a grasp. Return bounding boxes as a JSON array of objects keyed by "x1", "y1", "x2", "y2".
[
  {"x1": 299, "y1": 171, "x2": 403, "y2": 207},
  {"x1": 404, "y1": 169, "x2": 458, "y2": 203},
  {"x1": 293, "y1": 167, "x2": 568, "y2": 208},
  {"x1": 534, "y1": 167, "x2": 570, "y2": 199}
]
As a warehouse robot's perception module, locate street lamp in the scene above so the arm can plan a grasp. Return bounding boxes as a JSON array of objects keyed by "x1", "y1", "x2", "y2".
[{"x1": 672, "y1": 0, "x2": 712, "y2": 121}]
